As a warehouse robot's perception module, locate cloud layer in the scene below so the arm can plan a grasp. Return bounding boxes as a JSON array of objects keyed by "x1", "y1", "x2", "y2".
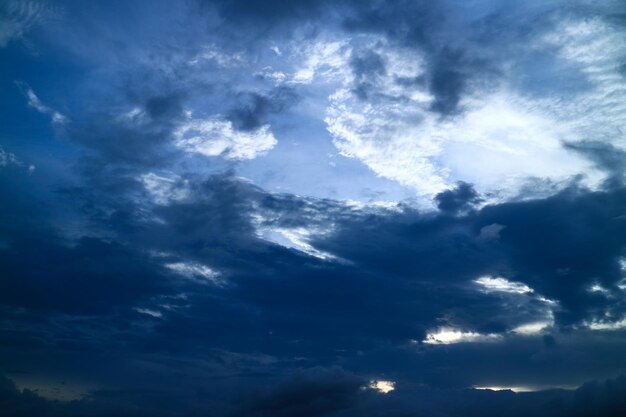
[{"x1": 1, "y1": 0, "x2": 626, "y2": 416}]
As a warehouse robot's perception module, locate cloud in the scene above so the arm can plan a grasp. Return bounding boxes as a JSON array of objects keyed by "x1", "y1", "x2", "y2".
[
  {"x1": 18, "y1": 83, "x2": 68, "y2": 125},
  {"x1": 423, "y1": 328, "x2": 502, "y2": 345},
  {"x1": 164, "y1": 261, "x2": 223, "y2": 285},
  {"x1": 474, "y1": 276, "x2": 533, "y2": 295},
  {"x1": 0, "y1": 1, "x2": 58, "y2": 48},
  {"x1": 321, "y1": 2, "x2": 626, "y2": 200},
  {"x1": 232, "y1": 367, "x2": 367, "y2": 417},
  {"x1": 0, "y1": 147, "x2": 24, "y2": 168},
  {"x1": 140, "y1": 172, "x2": 190, "y2": 205},
  {"x1": 227, "y1": 87, "x2": 300, "y2": 131},
  {"x1": 175, "y1": 116, "x2": 277, "y2": 160},
  {"x1": 435, "y1": 181, "x2": 482, "y2": 214},
  {"x1": 4, "y1": 1, "x2": 626, "y2": 415}
]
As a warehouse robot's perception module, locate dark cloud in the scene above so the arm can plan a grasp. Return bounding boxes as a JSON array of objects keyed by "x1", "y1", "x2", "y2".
[
  {"x1": 349, "y1": 48, "x2": 386, "y2": 100},
  {"x1": 435, "y1": 181, "x2": 482, "y2": 214},
  {"x1": 0, "y1": 236, "x2": 171, "y2": 315},
  {"x1": 228, "y1": 87, "x2": 300, "y2": 131},
  {"x1": 233, "y1": 367, "x2": 366, "y2": 417},
  {"x1": 428, "y1": 47, "x2": 468, "y2": 115},
  {"x1": 565, "y1": 141, "x2": 626, "y2": 189},
  {"x1": 3, "y1": 370, "x2": 626, "y2": 417}
]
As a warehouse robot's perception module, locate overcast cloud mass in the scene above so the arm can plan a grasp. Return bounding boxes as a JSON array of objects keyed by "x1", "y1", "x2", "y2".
[{"x1": 2, "y1": 0, "x2": 626, "y2": 415}]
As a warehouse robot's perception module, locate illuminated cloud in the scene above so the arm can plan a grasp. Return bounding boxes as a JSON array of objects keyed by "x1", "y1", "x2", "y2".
[
  {"x1": 165, "y1": 262, "x2": 223, "y2": 285},
  {"x1": 585, "y1": 317, "x2": 626, "y2": 331},
  {"x1": 368, "y1": 379, "x2": 395, "y2": 394},
  {"x1": 511, "y1": 320, "x2": 553, "y2": 335},
  {"x1": 257, "y1": 226, "x2": 338, "y2": 261},
  {"x1": 424, "y1": 328, "x2": 502, "y2": 345},
  {"x1": 140, "y1": 172, "x2": 190, "y2": 205},
  {"x1": 175, "y1": 116, "x2": 277, "y2": 160},
  {"x1": 474, "y1": 276, "x2": 533, "y2": 294},
  {"x1": 323, "y1": 16, "x2": 626, "y2": 199}
]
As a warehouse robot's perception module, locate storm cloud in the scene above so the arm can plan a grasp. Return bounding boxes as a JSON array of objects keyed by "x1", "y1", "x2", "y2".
[{"x1": 2, "y1": 0, "x2": 626, "y2": 416}]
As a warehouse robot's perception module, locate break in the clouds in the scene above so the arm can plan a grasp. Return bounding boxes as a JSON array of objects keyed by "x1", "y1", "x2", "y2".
[{"x1": 2, "y1": 1, "x2": 626, "y2": 416}]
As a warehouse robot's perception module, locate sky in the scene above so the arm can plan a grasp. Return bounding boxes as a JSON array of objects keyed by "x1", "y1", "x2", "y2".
[{"x1": 1, "y1": 0, "x2": 626, "y2": 416}]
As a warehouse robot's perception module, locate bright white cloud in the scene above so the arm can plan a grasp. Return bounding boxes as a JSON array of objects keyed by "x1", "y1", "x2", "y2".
[
  {"x1": 175, "y1": 116, "x2": 277, "y2": 160},
  {"x1": 473, "y1": 385, "x2": 575, "y2": 393},
  {"x1": 289, "y1": 39, "x2": 349, "y2": 84},
  {"x1": 424, "y1": 328, "x2": 502, "y2": 345},
  {"x1": 541, "y1": 18, "x2": 626, "y2": 149},
  {"x1": 368, "y1": 380, "x2": 395, "y2": 394},
  {"x1": 512, "y1": 320, "x2": 552, "y2": 335},
  {"x1": 474, "y1": 276, "x2": 533, "y2": 294},
  {"x1": 472, "y1": 275, "x2": 558, "y2": 336},
  {"x1": 257, "y1": 226, "x2": 337, "y2": 261},
  {"x1": 588, "y1": 283, "x2": 611, "y2": 295},
  {"x1": 585, "y1": 317, "x2": 626, "y2": 331},
  {"x1": 321, "y1": 17, "x2": 626, "y2": 200},
  {"x1": 327, "y1": 84, "x2": 601, "y2": 198}
]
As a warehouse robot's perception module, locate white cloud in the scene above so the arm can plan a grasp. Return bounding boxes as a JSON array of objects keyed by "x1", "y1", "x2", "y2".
[
  {"x1": 321, "y1": 17, "x2": 626, "y2": 201},
  {"x1": 478, "y1": 223, "x2": 505, "y2": 241},
  {"x1": 0, "y1": 146, "x2": 35, "y2": 172},
  {"x1": 165, "y1": 261, "x2": 223, "y2": 285},
  {"x1": 511, "y1": 320, "x2": 553, "y2": 335},
  {"x1": 257, "y1": 226, "x2": 338, "y2": 261},
  {"x1": 21, "y1": 85, "x2": 68, "y2": 125},
  {"x1": 188, "y1": 44, "x2": 244, "y2": 68},
  {"x1": 368, "y1": 380, "x2": 395, "y2": 394},
  {"x1": 175, "y1": 116, "x2": 277, "y2": 160},
  {"x1": 585, "y1": 316, "x2": 626, "y2": 331},
  {"x1": 288, "y1": 39, "x2": 349, "y2": 84},
  {"x1": 254, "y1": 67, "x2": 287, "y2": 84},
  {"x1": 0, "y1": 147, "x2": 21, "y2": 167},
  {"x1": 474, "y1": 276, "x2": 533, "y2": 294},
  {"x1": 140, "y1": 172, "x2": 189, "y2": 205},
  {"x1": 135, "y1": 307, "x2": 163, "y2": 318},
  {"x1": 326, "y1": 84, "x2": 601, "y2": 198},
  {"x1": 473, "y1": 385, "x2": 575, "y2": 393},
  {"x1": 423, "y1": 328, "x2": 502, "y2": 345},
  {"x1": 472, "y1": 275, "x2": 558, "y2": 336},
  {"x1": 588, "y1": 283, "x2": 611, "y2": 295},
  {"x1": 540, "y1": 18, "x2": 626, "y2": 150}
]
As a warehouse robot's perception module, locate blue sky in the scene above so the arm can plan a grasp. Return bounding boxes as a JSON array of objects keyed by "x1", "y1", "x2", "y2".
[{"x1": 2, "y1": 1, "x2": 626, "y2": 416}]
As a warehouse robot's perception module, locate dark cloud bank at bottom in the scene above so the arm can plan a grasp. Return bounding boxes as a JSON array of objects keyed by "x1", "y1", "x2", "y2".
[{"x1": 2, "y1": 370, "x2": 626, "y2": 417}]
